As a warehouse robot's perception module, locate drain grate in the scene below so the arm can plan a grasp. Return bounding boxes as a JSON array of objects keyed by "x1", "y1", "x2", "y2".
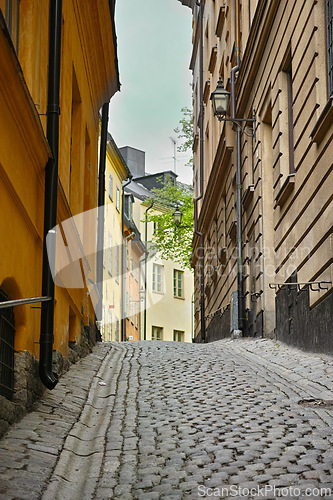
[{"x1": 298, "y1": 398, "x2": 333, "y2": 409}]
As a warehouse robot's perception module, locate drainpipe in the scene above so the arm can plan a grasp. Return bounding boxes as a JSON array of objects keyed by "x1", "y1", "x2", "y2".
[
  {"x1": 123, "y1": 232, "x2": 135, "y2": 342},
  {"x1": 232, "y1": 0, "x2": 244, "y2": 333},
  {"x1": 144, "y1": 202, "x2": 154, "y2": 340},
  {"x1": 96, "y1": 102, "x2": 110, "y2": 329},
  {"x1": 193, "y1": 0, "x2": 205, "y2": 342},
  {"x1": 121, "y1": 177, "x2": 133, "y2": 341},
  {"x1": 39, "y1": 0, "x2": 62, "y2": 389}
]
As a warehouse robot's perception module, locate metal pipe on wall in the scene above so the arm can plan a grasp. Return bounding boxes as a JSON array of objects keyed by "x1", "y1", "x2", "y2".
[
  {"x1": 233, "y1": 0, "x2": 244, "y2": 333},
  {"x1": 193, "y1": 0, "x2": 206, "y2": 343},
  {"x1": 39, "y1": 0, "x2": 63, "y2": 390}
]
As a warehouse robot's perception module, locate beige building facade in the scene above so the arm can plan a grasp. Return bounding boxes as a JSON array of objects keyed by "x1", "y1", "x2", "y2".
[{"x1": 180, "y1": 0, "x2": 332, "y2": 352}]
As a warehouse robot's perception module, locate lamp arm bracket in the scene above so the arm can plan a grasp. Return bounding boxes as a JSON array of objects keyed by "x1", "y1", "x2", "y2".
[{"x1": 218, "y1": 117, "x2": 256, "y2": 139}]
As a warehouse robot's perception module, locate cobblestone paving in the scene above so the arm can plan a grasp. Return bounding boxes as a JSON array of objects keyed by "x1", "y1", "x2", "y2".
[{"x1": 1, "y1": 338, "x2": 333, "y2": 500}]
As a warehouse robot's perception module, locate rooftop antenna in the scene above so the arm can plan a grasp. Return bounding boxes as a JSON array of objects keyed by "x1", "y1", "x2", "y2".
[{"x1": 170, "y1": 137, "x2": 177, "y2": 175}]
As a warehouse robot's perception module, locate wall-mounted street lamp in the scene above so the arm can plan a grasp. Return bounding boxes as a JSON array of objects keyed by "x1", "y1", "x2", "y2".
[
  {"x1": 211, "y1": 74, "x2": 257, "y2": 335},
  {"x1": 210, "y1": 77, "x2": 256, "y2": 138},
  {"x1": 173, "y1": 205, "x2": 183, "y2": 227},
  {"x1": 210, "y1": 78, "x2": 230, "y2": 119}
]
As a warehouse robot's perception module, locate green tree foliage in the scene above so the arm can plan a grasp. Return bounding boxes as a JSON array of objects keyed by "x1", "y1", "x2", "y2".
[
  {"x1": 145, "y1": 178, "x2": 193, "y2": 270},
  {"x1": 174, "y1": 106, "x2": 193, "y2": 166}
]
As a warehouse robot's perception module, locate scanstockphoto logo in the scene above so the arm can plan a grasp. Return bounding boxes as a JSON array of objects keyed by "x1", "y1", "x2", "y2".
[
  {"x1": 198, "y1": 485, "x2": 333, "y2": 498},
  {"x1": 46, "y1": 206, "x2": 159, "y2": 322},
  {"x1": 192, "y1": 243, "x2": 312, "y2": 281}
]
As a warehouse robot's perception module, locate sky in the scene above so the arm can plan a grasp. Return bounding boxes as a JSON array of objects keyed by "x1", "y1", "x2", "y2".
[{"x1": 108, "y1": 0, "x2": 193, "y2": 185}]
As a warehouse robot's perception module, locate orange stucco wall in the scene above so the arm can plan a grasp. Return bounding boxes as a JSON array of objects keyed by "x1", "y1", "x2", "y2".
[{"x1": 0, "y1": 0, "x2": 119, "y2": 360}]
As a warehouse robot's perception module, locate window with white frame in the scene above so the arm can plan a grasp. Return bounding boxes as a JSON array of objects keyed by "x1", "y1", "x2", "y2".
[
  {"x1": 152, "y1": 264, "x2": 163, "y2": 293},
  {"x1": 152, "y1": 326, "x2": 163, "y2": 341},
  {"x1": 116, "y1": 186, "x2": 120, "y2": 211},
  {"x1": 135, "y1": 262, "x2": 139, "y2": 282},
  {"x1": 135, "y1": 303, "x2": 138, "y2": 329},
  {"x1": 108, "y1": 233, "x2": 112, "y2": 276},
  {"x1": 130, "y1": 299, "x2": 134, "y2": 324},
  {"x1": 173, "y1": 330, "x2": 184, "y2": 342},
  {"x1": 108, "y1": 173, "x2": 113, "y2": 200},
  {"x1": 173, "y1": 269, "x2": 184, "y2": 298},
  {"x1": 115, "y1": 245, "x2": 120, "y2": 283}
]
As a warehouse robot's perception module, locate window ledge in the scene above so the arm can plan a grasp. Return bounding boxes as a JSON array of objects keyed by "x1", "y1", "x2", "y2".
[
  {"x1": 174, "y1": 295, "x2": 185, "y2": 300},
  {"x1": 228, "y1": 220, "x2": 237, "y2": 240},
  {"x1": 242, "y1": 184, "x2": 254, "y2": 209},
  {"x1": 310, "y1": 97, "x2": 333, "y2": 144},
  {"x1": 275, "y1": 173, "x2": 295, "y2": 207}
]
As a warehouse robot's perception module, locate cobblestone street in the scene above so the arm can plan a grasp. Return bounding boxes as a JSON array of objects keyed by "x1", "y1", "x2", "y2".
[{"x1": 1, "y1": 339, "x2": 333, "y2": 500}]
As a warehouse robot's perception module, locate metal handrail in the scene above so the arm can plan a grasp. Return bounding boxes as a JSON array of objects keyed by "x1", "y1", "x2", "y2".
[
  {"x1": 0, "y1": 296, "x2": 52, "y2": 309},
  {"x1": 269, "y1": 281, "x2": 332, "y2": 292}
]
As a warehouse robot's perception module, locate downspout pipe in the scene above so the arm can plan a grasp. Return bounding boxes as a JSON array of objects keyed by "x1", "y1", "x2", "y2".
[
  {"x1": 194, "y1": 0, "x2": 206, "y2": 343},
  {"x1": 96, "y1": 102, "x2": 110, "y2": 327},
  {"x1": 232, "y1": 0, "x2": 244, "y2": 333},
  {"x1": 144, "y1": 202, "x2": 154, "y2": 340},
  {"x1": 121, "y1": 177, "x2": 133, "y2": 341},
  {"x1": 39, "y1": 0, "x2": 62, "y2": 389},
  {"x1": 123, "y1": 232, "x2": 135, "y2": 342}
]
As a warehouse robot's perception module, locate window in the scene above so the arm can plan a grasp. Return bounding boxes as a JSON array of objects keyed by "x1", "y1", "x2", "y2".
[
  {"x1": 152, "y1": 264, "x2": 163, "y2": 293},
  {"x1": 173, "y1": 270, "x2": 184, "y2": 298},
  {"x1": 108, "y1": 311, "x2": 112, "y2": 341},
  {"x1": 108, "y1": 233, "x2": 112, "y2": 276},
  {"x1": 115, "y1": 245, "x2": 120, "y2": 283},
  {"x1": 135, "y1": 262, "x2": 139, "y2": 282},
  {"x1": 135, "y1": 303, "x2": 138, "y2": 329},
  {"x1": 283, "y1": 55, "x2": 295, "y2": 174},
  {"x1": 173, "y1": 330, "x2": 184, "y2": 342},
  {"x1": 327, "y1": 0, "x2": 333, "y2": 96},
  {"x1": 124, "y1": 194, "x2": 133, "y2": 220},
  {"x1": 130, "y1": 257, "x2": 134, "y2": 275},
  {"x1": 116, "y1": 187, "x2": 120, "y2": 211},
  {"x1": 152, "y1": 326, "x2": 163, "y2": 341},
  {"x1": 69, "y1": 69, "x2": 81, "y2": 209},
  {"x1": 130, "y1": 299, "x2": 134, "y2": 324},
  {"x1": 108, "y1": 173, "x2": 113, "y2": 200},
  {"x1": 126, "y1": 247, "x2": 130, "y2": 270},
  {"x1": 125, "y1": 292, "x2": 129, "y2": 319},
  {"x1": 115, "y1": 318, "x2": 120, "y2": 341},
  {"x1": 4, "y1": 0, "x2": 20, "y2": 53}
]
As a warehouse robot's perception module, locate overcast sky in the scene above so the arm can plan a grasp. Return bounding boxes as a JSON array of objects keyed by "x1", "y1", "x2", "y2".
[{"x1": 108, "y1": 0, "x2": 193, "y2": 185}]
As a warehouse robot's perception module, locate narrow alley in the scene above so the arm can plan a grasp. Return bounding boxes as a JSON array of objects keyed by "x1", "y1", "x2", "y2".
[{"x1": 1, "y1": 339, "x2": 333, "y2": 499}]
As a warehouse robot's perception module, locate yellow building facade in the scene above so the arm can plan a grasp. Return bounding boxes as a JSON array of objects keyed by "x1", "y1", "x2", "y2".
[
  {"x1": 138, "y1": 202, "x2": 194, "y2": 343},
  {"x1": 101, "y1": 135, "x2": 131, "y2": 342},
  {"x1": 0, "y1": 0, "x2": 120, "y2": 434}
]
